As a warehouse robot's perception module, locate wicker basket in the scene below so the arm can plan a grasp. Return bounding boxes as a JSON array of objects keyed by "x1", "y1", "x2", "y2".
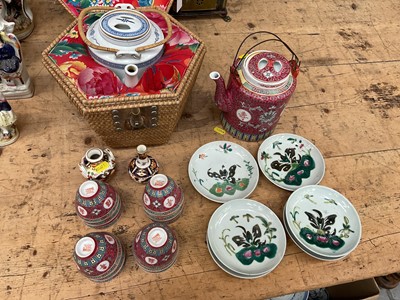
[{"x1": 42, "y1": 10, "x2": 206, "y2": 148}]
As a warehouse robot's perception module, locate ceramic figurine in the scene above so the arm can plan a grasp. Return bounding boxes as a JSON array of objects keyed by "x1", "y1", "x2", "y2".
[
  {"x1": 79, "y1": 147, "x2": 116, "y2": 180},
  {"x1": 128, "y1": 144, "x2": 160, "y2": 183},
  {"x1": 0, "y1": 13, "x2": 34, "y2": 99},
  {"x1": 0, "y1": 91, "x2": 18, "y2": 146},
  {"x1": 1, "y1": 0, "x2": 34, "y2": 40},
  {"x1": 77, "y1": 4, "x2": 172, "y2": 86},
  {"x1": 210, "y1": 31, "x2": 300, "y2": 142}
]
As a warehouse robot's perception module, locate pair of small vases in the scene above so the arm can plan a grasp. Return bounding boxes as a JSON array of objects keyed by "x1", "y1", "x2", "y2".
[{"x1": 74, "y1": 223, "x2": 179, "y2": 281}]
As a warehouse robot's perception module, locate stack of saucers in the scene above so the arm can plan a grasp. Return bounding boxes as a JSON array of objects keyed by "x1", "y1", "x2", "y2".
[
  {"x1": 132, "y1": 222, "x2": 179, "y2": 273},
  {"x1": 73, "y1": 232, "x2": 126, "y2": 282},
  {"x1": 207, "y1": 199, "x2": 286, "y2": 279},
  {"x1": 142, "y1": 174, "x2": 184, "y2": 223},
  {"x1": 283, "y1": 185, "x2": 362, "y2": 261},
  {"x1": 75, "y1": 180, "x2": 122, "y2": 228}
]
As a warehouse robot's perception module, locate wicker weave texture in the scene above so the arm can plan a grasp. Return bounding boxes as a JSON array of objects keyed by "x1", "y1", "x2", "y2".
[{"x1": 42, "y1": 14, "x2": 206, "y2": 148}]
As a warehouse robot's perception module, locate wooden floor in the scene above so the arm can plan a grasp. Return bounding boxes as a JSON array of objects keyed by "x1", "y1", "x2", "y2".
[{"x1": 1, "y1": 0, "x2": 400, "y2": 299}]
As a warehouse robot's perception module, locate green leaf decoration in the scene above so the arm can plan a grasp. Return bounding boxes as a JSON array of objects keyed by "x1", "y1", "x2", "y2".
[
  {"x1": 299, "y1": 227, "x2": 345, "y2": 250},
  {"x1": 235, "y1": 178, "x2": 249, "y2": 191},
  {"x1": 283, "y1": 155, "x2": 316, "y2": 186},
  {"x1": 51, "y1": 41, "x2": 87, "y2": 56},
  {"x1": 209, "y1": 182, "x2": 225, "y2": 197}
]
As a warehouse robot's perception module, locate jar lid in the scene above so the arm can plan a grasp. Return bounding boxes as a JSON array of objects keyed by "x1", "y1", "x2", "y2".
[
  {"x1": 100, "y1": 10, "x2": 150, "y2": 41},
  {"x1": 242, "y1": 51, "x2": 291, "y2": 88}
]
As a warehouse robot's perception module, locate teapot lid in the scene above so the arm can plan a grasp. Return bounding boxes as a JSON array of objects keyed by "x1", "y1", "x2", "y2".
[
  {"x1": 242, "y1": 51, "x2": 292, "y2": 88},
  {"x1": 100, "y1": 9, "x2": 151, "y2": 41}
]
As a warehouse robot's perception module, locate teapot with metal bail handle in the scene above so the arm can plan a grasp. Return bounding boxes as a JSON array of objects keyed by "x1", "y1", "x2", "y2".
[
  {"x1": 77, "y1": 4, "x2": 172, "y2": 88},
  {"x1": 210, "y1": 31, "x2": 301, "y2": 142}
]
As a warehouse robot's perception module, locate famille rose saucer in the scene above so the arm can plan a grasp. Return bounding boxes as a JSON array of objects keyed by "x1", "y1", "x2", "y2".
[
  {"x1": 284, "y1": 185, "x2": 362, "y2": 259},
  {"x1": 188, "y1": 141, "x2": 259, "y2": 203},
  {"x1": 207, "y1": 199, "x2": 286, "y2": 277},
  {"x1": 257, "y1": 133, "x2": 325, "y2": 191}
]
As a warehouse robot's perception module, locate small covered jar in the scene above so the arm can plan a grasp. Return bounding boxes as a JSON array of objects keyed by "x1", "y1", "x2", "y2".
[
  {"x1": 142, "y1": 174, "x2": 184, "y2": 223},
  {"x1": 73, "y1": 232, "x2": 126, "y2": 282},
  {"x1": 79, "y1": 147, "x2": 116, "y2": 180},
  {"x1": 128, "y1": 144, "x2": 160, "y2": 183},
  {"x1": 75, "y1": 180, "x2": 122, "y2": 229},
  {"x1": 132, "y1": 222, "x2": 178, "y2": 273}
]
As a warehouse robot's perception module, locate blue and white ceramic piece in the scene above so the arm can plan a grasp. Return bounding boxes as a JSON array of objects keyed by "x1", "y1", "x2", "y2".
[{"x1": 82, "y1": 4, "x2": 167, "y2": 86}]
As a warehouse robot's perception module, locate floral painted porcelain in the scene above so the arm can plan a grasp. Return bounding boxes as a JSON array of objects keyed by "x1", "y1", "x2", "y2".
[
  {"x1": 258, "y1": 133, "x2": 325, "y2": 191},
  {"x1": 73, "y1": 232, "x2": 126, "y2": 282},
  {"x1": 75, "y1": 180, "x2": 122, "y2": 229},
  {"x1": 284, "y1": 185, "x2": 362, "y2": 259},
  {"x1": 209, "y1": 32, "x2": 300, "y2": 142},
  {"x1": 207, "y1": 199, "x2": 286, "y2": 278},
  {"x1": 142, "y1": 174, "x2": 184, "y2": 223},
  {"x1": 188, "y1": 141, "x2": 259, "y2": 203},
  {"x1": 132, "y1": 222, "x2": 178, "y2": 273}
]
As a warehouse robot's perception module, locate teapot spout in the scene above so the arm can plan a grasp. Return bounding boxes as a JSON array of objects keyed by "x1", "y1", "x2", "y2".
[
  {"x1": 209, "y1": 71, "x2": 232, "y2": 112},
  {"x1": 123, "y1": 64, "x2": 139, "y2": 88}
]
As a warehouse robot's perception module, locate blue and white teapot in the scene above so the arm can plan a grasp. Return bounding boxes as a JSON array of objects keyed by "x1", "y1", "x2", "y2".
[{"x1": 78, "y1": 4, "x2": 172, "y2": 87}]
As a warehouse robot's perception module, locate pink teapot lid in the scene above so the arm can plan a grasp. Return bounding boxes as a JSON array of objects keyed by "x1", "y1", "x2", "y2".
[{"x1": 242, "y1": 50, "x2": 292, "y2": 88}]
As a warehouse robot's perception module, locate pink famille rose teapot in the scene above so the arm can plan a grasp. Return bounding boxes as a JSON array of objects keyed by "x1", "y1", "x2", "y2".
[{"x1": 210, "y1": 31, "x2": 300, "y2": 142}]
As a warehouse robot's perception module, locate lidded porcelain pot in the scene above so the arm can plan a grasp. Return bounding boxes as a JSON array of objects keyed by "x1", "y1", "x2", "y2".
[
  {"x1": 78, "y1": 4, "x2": 172, "y2": 87},
  {"x1": 210, "y1": 31, "x2": 301, "y2": 142}
]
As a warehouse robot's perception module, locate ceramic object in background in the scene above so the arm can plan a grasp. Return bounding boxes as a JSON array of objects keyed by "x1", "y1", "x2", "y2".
[
  {"x1": 0, "y1": 13, "x2": 34, "y2": 99},
  {"x1": 188, "y1": 141, "x2": 259, "y2": 203},
  {"x1": 132, "y1": 222, "x2": 178, "y2": 273},
  {"x1": 210, "y1": 31, "x2": 300, "y2": 142},
  {"x1": 0, "y1": 92, "x2": 18, "y2": 145},
  {"x1": 128, "y1": 144, "x2": 160, "y2": 183},
  {"x1": 1, "y1": 0, "x2": 33, "y2": 40},
  {"x1": 79, "y1": 147, "x2": 116, "y2": 180},
  {"x1": 77, "y1": 4, "x2": 172, "y2": 87},
  {"x1": 142, "y1": 174, "x2": 184, "y2": 223},
  {"x1": 257, "y1": 133, "x2": 325, "y2": 191},
  {"x1": 75, "y1": 180, "x2": 122, "y2": 229},
  {"x1": 284, "y1": 185, "x2": 362, "y2": 260},
  {"x1": 73, "y1": 232, "x2": 126, "y2": 282}
]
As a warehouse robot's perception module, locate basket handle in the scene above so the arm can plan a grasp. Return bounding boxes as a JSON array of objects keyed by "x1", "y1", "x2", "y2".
[
  {"x1": 77, "y1": 5, "x2": 172, "y2": 56},
  {"x1": 233, "y1": 31, "x2": 301, "y2": 77}
]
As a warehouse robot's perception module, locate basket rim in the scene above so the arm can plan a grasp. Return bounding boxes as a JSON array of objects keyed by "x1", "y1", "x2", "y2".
[
  {"x1": 57, "y1": 0, "x2": 175, "y2": 18},
  {"x1": 42, "y1": 10, "x2": 206, "y2": 109}
]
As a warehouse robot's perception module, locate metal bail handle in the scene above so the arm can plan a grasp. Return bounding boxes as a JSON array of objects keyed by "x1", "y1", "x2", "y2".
[
  {"x1": 233, "y1": 31, "x2": 301, "y2": 78},
  {"x1": 77, "y1": 5, "x2": 172, "y2": 55}
]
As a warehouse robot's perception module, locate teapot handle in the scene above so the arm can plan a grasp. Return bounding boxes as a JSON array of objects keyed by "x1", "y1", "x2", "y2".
[
  {"x1": 77, "y1": 6, "x2": 172, "y2": 54},
  {"x1": 232, "y1": 31, "x2": 301, "y2": 77}
]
